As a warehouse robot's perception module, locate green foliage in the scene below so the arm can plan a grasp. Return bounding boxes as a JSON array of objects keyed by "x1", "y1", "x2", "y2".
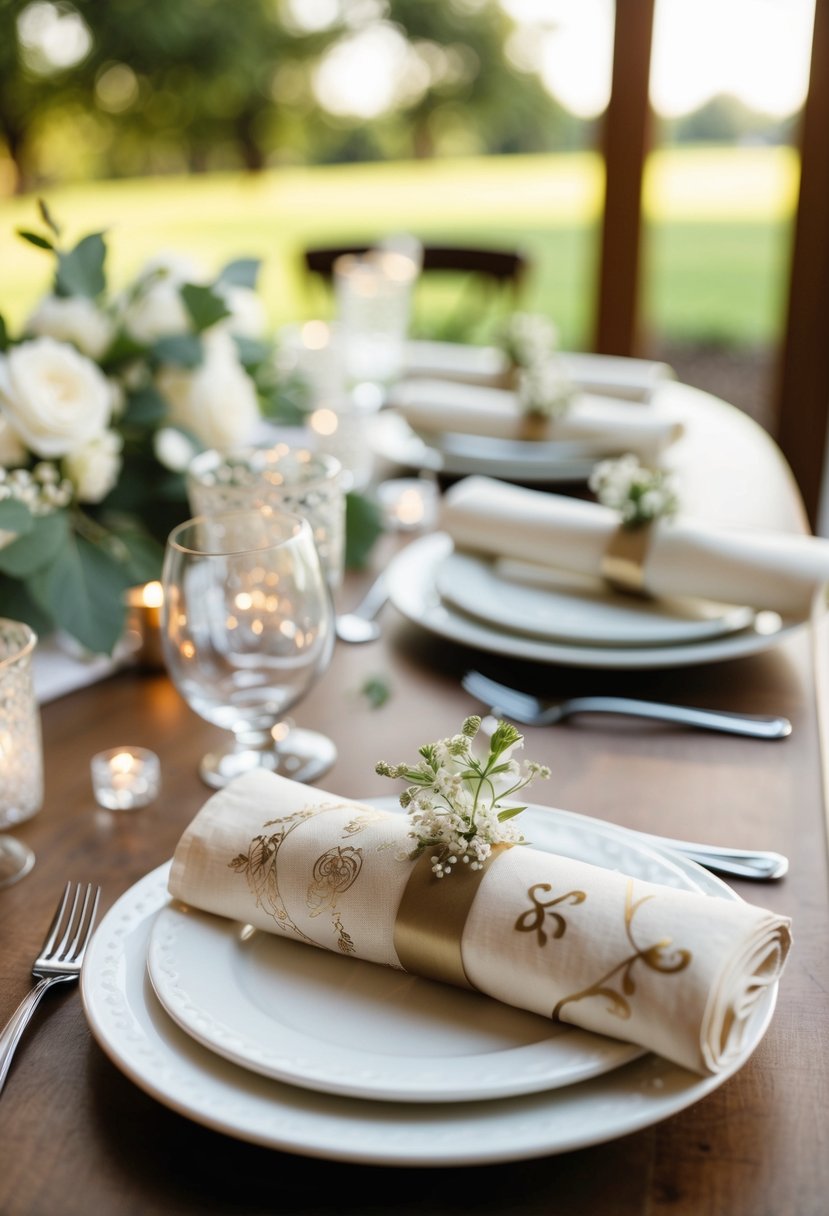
[
  {"x1": 151, "y1": 333, "x2": 203, "y2": 367},
  {"x1": 27, "y1": 529, "x2": 133, "y2": 654},
  {"x1": 180, "y1": 283, "x2": 230, "y2": 332},
  {"x1": 360, "y1": 676, "x2": 392, "y2": 710},
  {"x1": 344, "y1": 493, "x2": 385, "y2": 570},
  {"x1": 0, "y1": 499, "x2": 33, "y2": 536},
  {"x1": 55, "y1": 233, "x2": 107, "y2": 298}
]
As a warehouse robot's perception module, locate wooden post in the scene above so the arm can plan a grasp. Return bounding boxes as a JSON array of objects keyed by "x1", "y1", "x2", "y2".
[
  {"x1": 594, "y1": 0, "x2": 656, "y2": 357},
  {"x1": 775, "y1": 0, "x2": 829, "y2": 529}
]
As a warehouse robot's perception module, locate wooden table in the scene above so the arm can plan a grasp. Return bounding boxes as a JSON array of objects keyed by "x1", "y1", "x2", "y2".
[{"x1": 1, "y1": 389, "x2": 828, "y2": 1215}]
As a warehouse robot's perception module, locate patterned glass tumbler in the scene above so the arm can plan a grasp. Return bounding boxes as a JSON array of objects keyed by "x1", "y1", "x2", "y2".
[
  {"x1": 187, "y1": 446, "x2": 346, "y2": 592},
  {"x1": 0, "y1": 620, "x2": 43, "y2": 887}
]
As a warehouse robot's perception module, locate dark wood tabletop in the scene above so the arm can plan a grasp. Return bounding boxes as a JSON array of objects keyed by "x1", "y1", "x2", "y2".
[{"x1": 1, "y1": 390, "x2": 828, "y2": 1216}]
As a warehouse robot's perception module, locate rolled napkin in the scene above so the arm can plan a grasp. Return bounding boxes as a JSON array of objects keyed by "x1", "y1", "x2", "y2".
[
  {"x1": 441, "y1": 476, "x2": 829, "y2": 617},
  {"x1": 405, "y1": 341, "x2": 674, "y2": 401},
  {"x1": 389, "y1": 379, "x2": 683, "y2": 465},
  {"x1": 169, "y1": 768, "x2": 791, "y2": 1076}
]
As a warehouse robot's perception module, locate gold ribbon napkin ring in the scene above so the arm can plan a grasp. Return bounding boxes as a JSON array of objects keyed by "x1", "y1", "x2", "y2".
[
  {"x1": 601, "y1": 523, "x2": 653, "y2": 596},
  {"x1": 393, "y1": 843, "x2": 511, "y2": 990}
]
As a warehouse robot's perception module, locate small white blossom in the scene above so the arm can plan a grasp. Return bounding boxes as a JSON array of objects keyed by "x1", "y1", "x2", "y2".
[
  {"x1": 589, "y1": 453, "x2": 678, "y2": 526},
  {"x1": 516, "y1": 358, "x2": 574, "y2": 420},
  {"x1": 63, "y1": 430, "x2": 123, "y2": 504},
  {"x1": 376, "y1": 716, "x2": 549, "y2": 878},
  {"x1": 503, "y1": 312, "x2": 559, "y2": 369}
]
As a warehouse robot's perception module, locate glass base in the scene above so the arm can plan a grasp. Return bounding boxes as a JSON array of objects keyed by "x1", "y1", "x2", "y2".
[
  {"x1": 0, "y1": 835, "x2": 35, "y2": 889},
  {"x1": 199, "y1": 728, "x2": 337, "y2": 790}
]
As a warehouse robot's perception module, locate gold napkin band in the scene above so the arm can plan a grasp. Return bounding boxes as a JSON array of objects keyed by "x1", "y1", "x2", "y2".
[
  {"x1": 393, "y1": 843, "x2": 511, "y2": 989},
  {"x1": 518, "y1": 412, "x2": 551, "y2": 442},
  {"x1": 601, "y1": 523, "x2": 653, "y2": 596}
]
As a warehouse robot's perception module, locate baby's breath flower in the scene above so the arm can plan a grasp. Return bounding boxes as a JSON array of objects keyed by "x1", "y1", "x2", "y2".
[
  {"x1": 516, "y1": 358, "x2": 574, "y2": 420},
  {"x1": 589, "y1": 453, "x2": 678, "y2": 528},
  {"x1": 377, "y1": 717, "x2": 551, "y2": 878},
  {"x1": 502, "y1": 312, "x2": 559, "y2": 369}
]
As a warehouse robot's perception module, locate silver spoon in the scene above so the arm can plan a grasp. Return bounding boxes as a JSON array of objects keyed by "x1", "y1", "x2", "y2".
[{"x1": 335, "y1": 574, "x2": 389, "y2": 643}]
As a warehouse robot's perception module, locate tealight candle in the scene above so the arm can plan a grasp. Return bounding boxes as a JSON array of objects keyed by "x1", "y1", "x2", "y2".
[
  {"x1": 91, "y1": 747, "x2": 161, "y2": 811},
  {"x1": 124, "y1": 581, "x2": 165, "y2": 669},
  {"x1": 375, "y1": 478, "x2": 439, "y2": 532}
]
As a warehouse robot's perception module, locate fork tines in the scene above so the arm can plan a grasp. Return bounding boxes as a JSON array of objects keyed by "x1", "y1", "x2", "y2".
[{"x1": 41, "y1": 882, "x2": 101, "y2": 965}]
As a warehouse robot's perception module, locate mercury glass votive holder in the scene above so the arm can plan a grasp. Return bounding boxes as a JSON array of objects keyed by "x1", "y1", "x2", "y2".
[
  {"x1": 91, "y1": 747, "x2": 161, "y2": 811},
  {"x1": 0, "y1": 619, "x2": 43, "y2": 829},
  {"x1": 186, "y1": 446, "x2": 346, "y2": 591}
]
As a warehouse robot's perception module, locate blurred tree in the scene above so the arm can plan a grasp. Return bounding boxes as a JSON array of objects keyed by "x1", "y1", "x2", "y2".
[{"x1": 662, "y1": 93, "x2": 796, "y2": 145}]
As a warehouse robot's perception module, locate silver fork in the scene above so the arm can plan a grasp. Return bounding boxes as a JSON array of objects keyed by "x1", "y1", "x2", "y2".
[
  {"x1": 0, "y1": 882, "x2": 101, "y2": 1096},
  {"x1": 462, "y1": 670, "x2": 792, "y2": 741}
]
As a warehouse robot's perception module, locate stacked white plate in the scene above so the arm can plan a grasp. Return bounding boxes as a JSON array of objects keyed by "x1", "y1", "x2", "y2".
[
  {"x1": 81, "y1": 801, "x2": 777, "y2": 1165},
  {"x1": 385, "y1": 533, "x2": 800, "y2": 670}
]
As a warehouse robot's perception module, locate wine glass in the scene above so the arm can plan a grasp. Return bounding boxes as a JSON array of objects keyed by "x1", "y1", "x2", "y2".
[
  {"x1": 162, "y1": 509, "x2": 336, "y2": 789},
  {"x1": 0, "y1": 620, "x2": 42, "y2": 888}
]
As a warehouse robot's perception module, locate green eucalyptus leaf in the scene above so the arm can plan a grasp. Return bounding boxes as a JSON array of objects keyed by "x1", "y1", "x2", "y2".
[
  {"x1": 17, "y1": 229, "x2": 54, "y2": 251},
  {"x1": 360, "y1": 676, "x2": 392, "y2": 709},
  {"x1": 233, "y1": 335, "x2": 270, "y2": 369},
  {"x1": 27, "y1": 530, "x2": 131, "y2": 655},
  {"x1": 0, "y1": 315, "x2": 9, "y2": 351},
  {"x1": 181, "y1": 283, "x2": 230, "y2": 333},
  {"x1": 37, "y1": 198, "x2": 62, "y2": 238},
  {"x1": 99, "y1": 329, "x2": 147, "y2": 368},
  {"x1": 104, "y1": 516, "x2": 165, "y2": 584},
  {"x1": 345, "y1": 492, "x2": 384, "y2": 570},
  {"x1": 217, "y1": 258, "x2": 261, "y2": 290},
  {"x1": 153, "y1": 333, "x2": 203, "y2": 368},
  {"x1": 122, "y1": 385, "x2": 168, "y2": 427},
  {"x1": 55, "y1": 232, "x2": 107, "y2": 298},
  {"x1": 0, "y1": 575, "x2": 54, "y2": 638},
  {"x1": 0, "y1": 510, "x2": 68, "y2": 578},
  {"x1": 0, "y1": 500, "x2": 35, "y2": 536}
]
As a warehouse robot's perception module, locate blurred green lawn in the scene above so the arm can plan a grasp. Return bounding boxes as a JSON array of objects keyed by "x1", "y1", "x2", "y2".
[{"x1": 0, "y1": 145, "x2": 798, "y2": 348}]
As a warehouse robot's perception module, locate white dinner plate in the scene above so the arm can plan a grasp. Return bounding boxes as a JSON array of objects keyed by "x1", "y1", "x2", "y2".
[
  {"x1": 371, "y1": 411, "x2": 598, "y2": 483},
  {"x1": 81, "y1": 815, "x2": 777, "y2": 1166},
  {"x1": 387, "y1": 533, "x2": 801, "y2": 670},
  {"x1": 435, "y1": 551, "x2": 755, "y2": 648},
  {"x1": 145, "y1": 801, "x2": 706, "y2": 1103}
]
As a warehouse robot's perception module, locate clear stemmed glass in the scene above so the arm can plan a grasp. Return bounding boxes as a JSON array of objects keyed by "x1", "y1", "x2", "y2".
[
  {"x1": 162, "y1": 509, "x2": 336, "y2": 789},
  {"x1": 0, "y1": 620, "x2": 42, "y2": 888}
]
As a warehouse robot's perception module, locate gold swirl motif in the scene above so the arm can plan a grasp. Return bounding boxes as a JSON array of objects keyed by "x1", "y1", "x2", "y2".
[
  {"x1": 341, "y1": 811, "x2": 386, "y2": 837},
  {"x1": 552, "y1": 879, "x2": 692, "y2": 1023},
  {"x1": 228, "y1": 819, "x2": 316, "y2": 945},
  {"x1": 515, "y1": 882, "x2": 587, "y2": 946},
  {"x1": 307, "y1": 846, "x2": 364, "y2": 916}
]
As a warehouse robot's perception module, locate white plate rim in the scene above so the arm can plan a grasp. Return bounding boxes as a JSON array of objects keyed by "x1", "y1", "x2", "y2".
[
  {"x1": 435, "y1": 550, "x2": 756, "y2": 648},
  {"x1": 80, "y1": 818, "x2": 777, "y2": 1165},
  {"x1": 144, "y1": 800, "x2": 714, "y2": 1103},
  {"x1": 370, "y1": 411, "x2": 597, "y2": 483},
  {"x1": 387, "y1": 533, "x2": 803, "y2": 670}
]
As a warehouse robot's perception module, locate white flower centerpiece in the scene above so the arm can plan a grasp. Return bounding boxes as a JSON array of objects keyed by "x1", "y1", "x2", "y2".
[
  {"x1": 0, "y1": 204, "x2": 303, "y2": 655},
  {"x1": 377, "y1": 715, "x2": 550, "y2": 878}
]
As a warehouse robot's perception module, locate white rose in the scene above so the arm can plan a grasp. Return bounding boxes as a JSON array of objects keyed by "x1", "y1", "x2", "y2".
[
  {"x1": 0, "y1": 338, "x2": 115, "y2": 458},
  {"x1": 215, "y1": 285, "x2": 266, "y2": 338},
  {"x1": 120, "y1": 251, "x2": 206, "y2": 345},
  {"x1": 153, "y1": 426, "x2": 199, "y2": 473},
  {"x1": 63, "y1": 429, "x2": 123, "y2": 503},
  {"x1": 26, "y1": 295, "x2": 115, "y2": 361},
  {"x1": 0, "y1": 414, "x2": 28, "y2": 466},
  {"x1": 156, "y1": 331, "x2": 260, "y2": 452}
]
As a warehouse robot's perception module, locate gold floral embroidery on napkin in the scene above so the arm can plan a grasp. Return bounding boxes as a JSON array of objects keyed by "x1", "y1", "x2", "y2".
[
  {"x1": 552, "y1": 880, "x2": 692, "y2": 1023},
  {"x1": 515, "y1": 882, "x2": 587, "y2": 946},
  {"x1": 227, "y1": 810, "x2": 317, "y2": 944},
  {"x1": 306, "y1": 845, "x2": 364, "y2": 954},
  {"x1": 341, "y1": 810, "x2": 386, "y2": 837}
]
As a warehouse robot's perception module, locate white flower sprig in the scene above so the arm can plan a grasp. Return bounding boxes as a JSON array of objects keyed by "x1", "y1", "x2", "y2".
[
  {"x1": 516, "y1": 357, "x2": 574, "y2": 420},
  {"x1": 501, "y1": 313, "x2": 574, "y2": 420},
  {"x1": 502, "y1": 312, "x2": 559, "y2": 369},
  {"x1": 376, "y1": 716, "x2": 550, "y2": 878},
  {"x1": 589, "y1": 453, "x2": 679, "y2": 527}
]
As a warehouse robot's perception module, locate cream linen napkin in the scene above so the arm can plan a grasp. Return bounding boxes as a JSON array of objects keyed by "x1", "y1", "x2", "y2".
[
  {"x1": 405, "y1": 342, "x2": 674, "y2": 401},
  {"x1": 169, "y1": 769, "x2": 791, "y2": 1076},
  {"x1": 440, "y1": 476, "x2": 829, "y2": 618},
  {"x1": 389, "y1": 379, "x2": 683, "y2": 464}
]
